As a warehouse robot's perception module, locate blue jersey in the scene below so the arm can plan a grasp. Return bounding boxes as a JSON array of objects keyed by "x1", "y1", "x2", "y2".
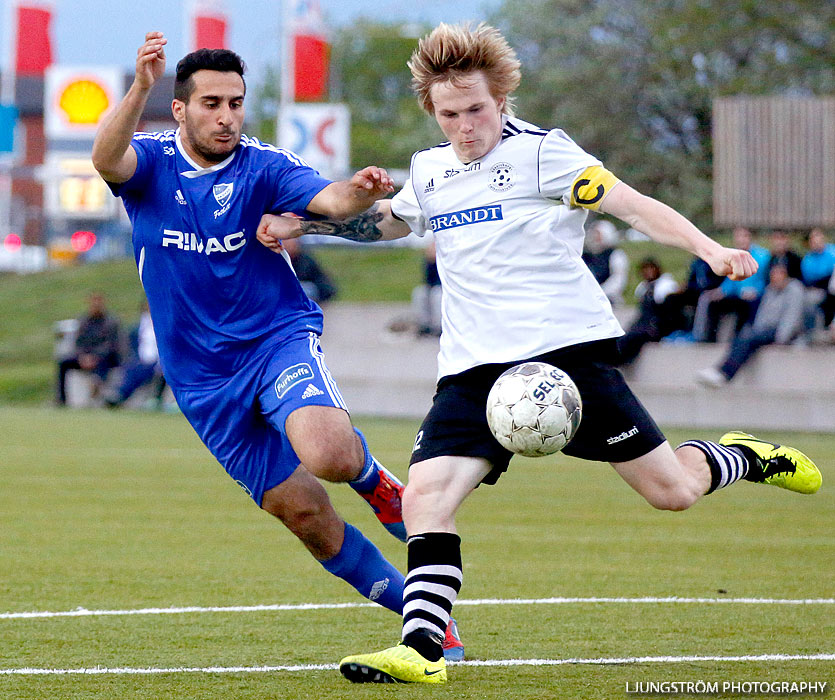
[{"x1": 109, "y1": 129, "x2": 332, "y2": 388}]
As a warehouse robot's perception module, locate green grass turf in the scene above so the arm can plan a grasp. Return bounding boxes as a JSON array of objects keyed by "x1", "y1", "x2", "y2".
[{"x1": 1, "y1": 407, "x2": 832, "y2": 699}]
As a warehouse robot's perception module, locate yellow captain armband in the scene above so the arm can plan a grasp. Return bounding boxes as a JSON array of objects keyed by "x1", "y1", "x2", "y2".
[{"x1": 569, "y1": 165, "x2": 620, "y2": 210}]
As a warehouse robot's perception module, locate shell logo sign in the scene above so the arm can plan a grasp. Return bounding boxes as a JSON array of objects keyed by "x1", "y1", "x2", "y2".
[
  {"x1": 45, "y1": 66, "x2": 123, "y2": 139},
  {"x1": 59, "y1": 79, "x2": 111, "y2": 125}
]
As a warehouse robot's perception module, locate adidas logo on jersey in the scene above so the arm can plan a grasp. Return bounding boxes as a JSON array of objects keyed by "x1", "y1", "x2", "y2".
[
  {"x1": 174, "y1": 190, "x2": 187, "y2": 206},
  {"x1": 424, "y1": 178, "x2": 435, "y2": 193},
  {"x1": 301, "y1": 383, "x2": 324, "y2": 399}
]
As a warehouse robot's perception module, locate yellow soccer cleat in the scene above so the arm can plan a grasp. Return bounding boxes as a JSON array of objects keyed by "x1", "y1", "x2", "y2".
[
  {"x1": 719, "y1": 432, "x2": 822, "y2": 494},
  {"x1": 340, "y1": 643, "x2": 447, "y2": 684}
]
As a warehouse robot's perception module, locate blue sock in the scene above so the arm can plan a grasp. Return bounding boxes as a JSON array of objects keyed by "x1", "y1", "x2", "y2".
[
  {"x1": 319, "y1": 522, "x2": 404, "y2": 614},
  {"x1": 349, "y1": 428, "x2": 381, "y2": 493}
]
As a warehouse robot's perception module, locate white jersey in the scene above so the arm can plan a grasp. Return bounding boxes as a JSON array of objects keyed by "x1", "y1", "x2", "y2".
[{"x1": 391, "y1": 116, "x2": 624, "y2": 379}]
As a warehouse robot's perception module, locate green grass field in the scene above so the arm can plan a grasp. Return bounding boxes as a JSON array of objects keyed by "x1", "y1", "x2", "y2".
[{"x1": 1, "y1": 407, "x2": 832, "y2": 699}]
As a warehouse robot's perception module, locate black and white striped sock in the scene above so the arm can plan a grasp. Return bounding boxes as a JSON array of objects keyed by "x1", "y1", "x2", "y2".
[
  {"x1": 678, "y1": 439, "x2": 749, "y2": 493},
  {"x1": 401, "y1": 532, "x2": 462, "y2": 662}
]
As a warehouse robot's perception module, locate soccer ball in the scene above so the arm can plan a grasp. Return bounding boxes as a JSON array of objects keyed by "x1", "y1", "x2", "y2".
[{"x1": 486, "y1": 362, "x2": 582, "y2": 457}]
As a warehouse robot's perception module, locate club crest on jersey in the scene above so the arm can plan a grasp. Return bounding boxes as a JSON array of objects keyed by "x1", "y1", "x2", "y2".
[
  {"x1": 213, "y1": 183, "x2": 234, "y2": 207},
  {"x1": 489, "y1": 162, "x2": 515, "y2": 192},
  {"x1": 275, "y1": 363, "x2": 315, "y2": 399},
  {"x1": 212, "y1": 182, "x2": 234, "y2": 218}
]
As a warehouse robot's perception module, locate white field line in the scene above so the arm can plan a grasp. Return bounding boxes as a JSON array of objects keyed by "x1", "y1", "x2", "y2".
[
  {"x1": 1, "y1": 596, "x2": 833, "y2": 620},
  {"x1": 2, "y1": 654, "x2": 834, "y2": 676}
]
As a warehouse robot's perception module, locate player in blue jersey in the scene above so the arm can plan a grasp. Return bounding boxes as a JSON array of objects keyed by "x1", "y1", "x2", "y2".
[{"x1": 91, "y1": 33, "x2": 466, "y2": 658}]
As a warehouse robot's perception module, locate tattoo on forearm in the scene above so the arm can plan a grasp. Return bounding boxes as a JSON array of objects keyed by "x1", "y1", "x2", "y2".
[{"x1": 299, "y1": 203, "x2": 384, "y2": 242}]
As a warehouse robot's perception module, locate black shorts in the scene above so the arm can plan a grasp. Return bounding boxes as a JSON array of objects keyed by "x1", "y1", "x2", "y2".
[{"x1": 409, "y1": 339, "x2": 666, "y2": 485}]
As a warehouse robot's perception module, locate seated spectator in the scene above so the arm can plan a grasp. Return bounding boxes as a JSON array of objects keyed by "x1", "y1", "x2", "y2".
[
  {"x1": 766, "y1": 229, "x2": 803, "y2": 280},
  {"x1": 660, "y1": 257, "x2": 723, "y2": 338},
  {"x1": 105, "y1": 301, "x2": 166, "y2": 409},
  {"x1": 582, "y1": 219, "x2": 628, "y2": 306},
  {"x1": 282, "y1": 237, "x2": 337, "y2": 305},
  {"x1": 800, "y1": 227, "x2": 835, "y2": 333},
  {"x1": 412, "y1": 238, "x2": 442, "y2": 337},
  {"x1": 386, "y1": 238, "x2": 443, "y2": 338},
  {"x1": 696, "y1": 263, "x2": 804, "y2": 386},
  {"x1": 825, "y1": 267, "x2": 835, "y2": 335},
  {"x1": 691, "y1": 226, "x2": 770, "y2": 342},
  {"x1": 56, "y1": 292, "x2": 121, "y2": 405},
  {"x1": 616, "y1": 258, "x2": 681, "y2": 364}
]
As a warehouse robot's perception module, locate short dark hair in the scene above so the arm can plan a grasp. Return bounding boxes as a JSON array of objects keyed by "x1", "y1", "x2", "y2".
[{"x1": 174, "y1": 48, "x2": 246, "y2": 102}]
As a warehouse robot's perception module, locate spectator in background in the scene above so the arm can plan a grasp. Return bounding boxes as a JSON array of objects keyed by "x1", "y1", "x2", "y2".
[
  {"x1": 766, "y1": 229, "x2": 802, "y2": 280},
  {"x1": 640, "y1": 256, "x2": 724, "y2": 344},
  {"x1": 696, "y1": 263, "x2": 804, "y2": 387},
  {"x1": 412, "y1": 237, "x2": 442, "y2": 337},
  {"x1": 56, "y1": 292, "x2": 121, "y2": 405},
  {"x1": 582, "y1": 219, "x2": 628, "y2": 306},
  {"x1": 800, "y1": 227, "x2": 835, "y2": 333},
  {"x1": 106, "y1": 301, "x2": 166, "y2": 409},
  {"x1": 691, "y1": 227, "x2": 770, "y2": 342},
  {"x1": 616, "y1": 257, "x2": 681, "y2": 364},
  {"x1": 282, "y1": 237, "x2": 338, "y2": 305}
]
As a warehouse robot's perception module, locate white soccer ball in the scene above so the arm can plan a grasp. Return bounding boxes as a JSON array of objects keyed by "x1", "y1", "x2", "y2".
[{"x1": 486, "y1": 362, "x2": 582, "y2": 457}]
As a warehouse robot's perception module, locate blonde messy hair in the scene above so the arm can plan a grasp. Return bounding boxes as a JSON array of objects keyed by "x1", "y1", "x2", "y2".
[{"x1": 408, "y1": 22, "x2": 522, "y2": 116}]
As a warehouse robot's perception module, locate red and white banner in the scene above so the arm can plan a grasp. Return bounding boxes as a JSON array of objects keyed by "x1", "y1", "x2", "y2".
[
  {"x1": 188, "y1": 0, "x2": 228, "y2": 51},
  {"x1": 13, "y1": 2, "x2": 54, "y2": 76},
  {"x1": 288, "y1": 0, "x2": 329, "y2": 101}
]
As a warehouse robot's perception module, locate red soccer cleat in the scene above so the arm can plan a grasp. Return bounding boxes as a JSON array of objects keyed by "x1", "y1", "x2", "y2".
[
  {"x1": 443, "y1": 617, "x2": 465, "y2": 661},
  {"x1": 358, "y1": 466, "x2": 407, "y2": 542}
]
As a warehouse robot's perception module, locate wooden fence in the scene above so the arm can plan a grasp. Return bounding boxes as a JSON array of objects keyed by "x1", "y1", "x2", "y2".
[{"x1": 713, "y1": 96, "x2": 835, "y2": 228}]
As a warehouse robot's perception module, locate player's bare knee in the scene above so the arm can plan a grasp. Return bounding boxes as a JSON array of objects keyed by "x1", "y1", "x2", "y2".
[
  {"x1": 299, "y1": 439, "x2": 361, "y2": 482},
  {"x1": 644, "y1": 485, "x2": 698, "y2": 511}
]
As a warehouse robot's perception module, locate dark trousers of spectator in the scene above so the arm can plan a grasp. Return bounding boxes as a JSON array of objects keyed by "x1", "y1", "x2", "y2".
[
  {"x1": 719, "y1": 327, "x2": 776, "y2": 380},
  {"x1": 704, "y1": 296, "x2": 757, "y2": 342},
  {"x1": 617, "y1": 325, "x2": 661, "y2": 364},
  {"x1": 820, "y1": 293, "x2": 835, "y2": 327},
  {"x1": 115, "y1": 361, "x2": 166, "y2": 404},
  {"x1": 57, "y1": 352, "x2": 120, "y2": 405}
]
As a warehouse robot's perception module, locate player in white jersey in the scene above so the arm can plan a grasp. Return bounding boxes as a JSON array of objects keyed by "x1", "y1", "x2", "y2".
[{"x1": 257, "y1": 23, "x2": 821, "y2": 683}]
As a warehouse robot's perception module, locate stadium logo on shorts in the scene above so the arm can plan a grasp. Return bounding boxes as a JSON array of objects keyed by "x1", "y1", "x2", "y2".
[
  {"x1": 489, "y1": 162, "x2": 515, "y2": 192},
  {"x1": 607, "y1": 426, "x2": 639, "y2": 445},
  {"x1": 275, "y1": 363, "x2": 315, "y2": 399}
]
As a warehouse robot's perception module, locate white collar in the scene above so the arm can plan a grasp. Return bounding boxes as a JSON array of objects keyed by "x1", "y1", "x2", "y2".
[{"x1": 176, "y1": 128, "x2": 237, "y2": 178}]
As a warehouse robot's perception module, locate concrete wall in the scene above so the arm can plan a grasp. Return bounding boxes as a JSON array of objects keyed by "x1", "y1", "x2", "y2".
[{"x1": 321, "y1": 303, "x2": 835, "y2": 433}]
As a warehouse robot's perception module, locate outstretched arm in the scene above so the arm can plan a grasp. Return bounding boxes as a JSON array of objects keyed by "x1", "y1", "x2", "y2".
[
  {"x1": 307, "y1": 167, "x2": 396, "y2": 219},
  {"x1": 599, "y1": 182, "x2": 758, "y2": 281},
  {"x1": 92, "y1": 31, "x2": 167, "y2": 183},
  {"x1": 257, "y1": 200, "x2": 412, "y2": 251}
]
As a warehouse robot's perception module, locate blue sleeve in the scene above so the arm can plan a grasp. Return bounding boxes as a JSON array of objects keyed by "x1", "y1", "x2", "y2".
[
  {"x1": 263, "y1": 150, "x2": 332, "y2": 217},
  {"x1": 105, "y1": 134, "x2": 158, "y2": 198}
]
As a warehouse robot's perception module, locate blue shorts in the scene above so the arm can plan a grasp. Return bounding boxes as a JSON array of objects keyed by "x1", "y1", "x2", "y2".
[{"x1": 174, "y1": 331, "x2": 348, "y2": 505}]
